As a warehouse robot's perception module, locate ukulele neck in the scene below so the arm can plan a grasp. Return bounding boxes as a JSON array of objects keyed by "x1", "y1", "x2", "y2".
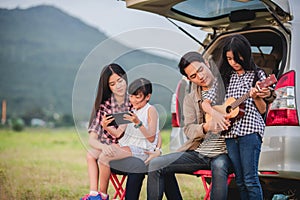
[{"x1": 230, "y1": 92, "x2": 250, "y2": 110}]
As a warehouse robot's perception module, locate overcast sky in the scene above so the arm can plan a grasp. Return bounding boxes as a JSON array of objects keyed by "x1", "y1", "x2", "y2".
[
  {"x1": 0, "y1": 0, "x2": 205, "y2": 58},
  {"x1": 0, "y1": 0, "x2": 170, "y2": 35}
]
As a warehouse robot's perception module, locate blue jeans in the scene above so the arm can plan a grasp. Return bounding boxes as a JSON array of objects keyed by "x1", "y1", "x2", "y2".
[
  {"x1": 225, "y1": 134, "x2": 263, "y2": 200},
  {"x1": 147, "y1": 151, "x2": 232, "y2": 200}
]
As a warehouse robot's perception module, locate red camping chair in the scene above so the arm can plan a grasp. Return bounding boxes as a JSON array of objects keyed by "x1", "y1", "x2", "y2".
[{"x1": 193, "y1": 170, "x2": 235, "y2": 200}]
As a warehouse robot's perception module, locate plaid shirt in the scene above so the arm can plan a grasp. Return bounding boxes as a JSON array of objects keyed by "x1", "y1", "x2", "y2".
[
  {"x1": 88, "y1": 94, "x2": 132, "y2": 144},
  {"x1": 206, "y1": 70, "x2": 266, "y2": 138}
]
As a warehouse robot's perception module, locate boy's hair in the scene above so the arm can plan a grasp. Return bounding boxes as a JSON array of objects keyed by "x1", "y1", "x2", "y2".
[
  {"x1": 128, "y1": 78, "x2": 152, "y2": 97},
  {"x1": 178, "y1": 51, "x2": 205, "y2": 77}
]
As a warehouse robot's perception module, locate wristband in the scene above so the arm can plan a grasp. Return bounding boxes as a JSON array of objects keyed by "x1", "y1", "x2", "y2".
[
  {"x1": 155, "y1": 147, "x2": 162, "y2": 154},
  {"x1": 134, "y1": 121, "x2": 143, "y2": 128}
]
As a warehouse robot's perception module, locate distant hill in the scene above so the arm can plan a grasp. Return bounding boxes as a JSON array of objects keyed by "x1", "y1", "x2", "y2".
[{"x1": 0, "y1": 5, "x2": 180, "y2": 122}]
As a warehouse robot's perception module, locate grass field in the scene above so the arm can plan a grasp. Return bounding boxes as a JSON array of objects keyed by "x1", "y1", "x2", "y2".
[{"x1": 0, "y1": 127, "x2": 205, "y2": 200}]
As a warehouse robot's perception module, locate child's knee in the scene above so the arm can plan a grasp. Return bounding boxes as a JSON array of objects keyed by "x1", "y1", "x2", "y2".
[
  {"x1": 98, "y1": 153, "x2": 110, "y2": 165},
  {"x1": 86, "y1": 151, "x2": 97, "y2": 162}
]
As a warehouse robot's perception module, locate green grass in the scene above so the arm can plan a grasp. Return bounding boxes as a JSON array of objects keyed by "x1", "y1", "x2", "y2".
[{"x1": 0, "y1": 127, "x2": 205, "y2": 199}]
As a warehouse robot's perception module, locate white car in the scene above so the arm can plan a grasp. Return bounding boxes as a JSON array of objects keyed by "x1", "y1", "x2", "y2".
[{"x1": 122, "y1": 0, "x2": 300, "y2": 198}]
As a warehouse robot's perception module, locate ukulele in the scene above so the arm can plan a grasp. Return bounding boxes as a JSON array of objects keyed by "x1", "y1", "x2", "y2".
[{"x1": 205, "y1": 74, "x2": 277, "y2": 122}]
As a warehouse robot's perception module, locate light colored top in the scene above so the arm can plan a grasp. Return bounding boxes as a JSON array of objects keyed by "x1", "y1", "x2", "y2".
[{"x1": 119, "y1": 103, "x2": 159, "y2": 152}]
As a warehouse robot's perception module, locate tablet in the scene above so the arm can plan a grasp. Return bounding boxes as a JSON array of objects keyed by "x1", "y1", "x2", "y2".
[{"x1": 107, "y1": 112, "x2": 132, "y2": 126}]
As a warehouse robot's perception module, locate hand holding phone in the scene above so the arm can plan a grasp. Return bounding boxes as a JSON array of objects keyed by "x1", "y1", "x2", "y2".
[{"x1": 107, "y1": 112, "x2": 132, "y2": 126}]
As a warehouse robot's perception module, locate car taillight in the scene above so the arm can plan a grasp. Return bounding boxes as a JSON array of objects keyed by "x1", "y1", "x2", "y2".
[
  {"x1": 171, "y1": 78, "x2": 189, "y2": 127},
  {"x1": 171, "y1": 112, "x2": 180, "y2": 127},
  {"x1": 259, "y1": 171, "x2": 279, "y2": 175},
  {"x1": 266, "y1": 70, "x2": 299, "y2": 126},
  {"x1": 171, "y1": 83, "x2": 181, "y2": 128}
]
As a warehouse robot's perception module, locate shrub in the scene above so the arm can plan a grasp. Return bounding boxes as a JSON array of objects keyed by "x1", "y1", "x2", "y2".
[{"x1": 10, "y1": 118, "x2": 25, "y2": 131}]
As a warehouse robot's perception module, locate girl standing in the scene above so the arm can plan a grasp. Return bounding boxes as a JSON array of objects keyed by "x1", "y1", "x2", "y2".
[{"x1": 203, "y1": 34, "x2": 267, "y2": 200}]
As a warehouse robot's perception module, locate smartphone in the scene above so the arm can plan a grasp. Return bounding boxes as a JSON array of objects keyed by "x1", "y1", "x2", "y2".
[{"x1": 107, "y1": 112, "x2": 132, "y2": 126}]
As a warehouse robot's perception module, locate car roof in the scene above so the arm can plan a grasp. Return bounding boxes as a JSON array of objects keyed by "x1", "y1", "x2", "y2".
[{"x1": 123, "y1": 0, "x2": 291, "y2": 30}]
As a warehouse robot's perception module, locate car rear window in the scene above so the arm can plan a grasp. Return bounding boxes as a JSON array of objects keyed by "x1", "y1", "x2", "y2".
[{"x1": 172, "y1": 0, "x2": 266, "y2": 19}]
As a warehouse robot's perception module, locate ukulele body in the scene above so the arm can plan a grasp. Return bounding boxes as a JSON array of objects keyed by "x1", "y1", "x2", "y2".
[{"x1": 205, "y1": 97, "x2": 245, "y2": 122}]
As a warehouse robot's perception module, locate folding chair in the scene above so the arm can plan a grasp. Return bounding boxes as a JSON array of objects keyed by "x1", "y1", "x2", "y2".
[
  {"x1": 193, "y1": 169, "x2": 235, "y2": 200},
  {"x1": 110, "y1": 173, "x2": 127, "y2": 200}
]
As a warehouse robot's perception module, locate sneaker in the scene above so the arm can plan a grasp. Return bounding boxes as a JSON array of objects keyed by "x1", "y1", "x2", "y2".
[
  {"x1": 80, "y1": 194, "x2": 89, "y2": 200},
  {"x1": 101, "y1": 195, "x2": 109, "y2": 200},
  {"x1": 80, "y1": 193, "x2": 102, "y2": 200}
]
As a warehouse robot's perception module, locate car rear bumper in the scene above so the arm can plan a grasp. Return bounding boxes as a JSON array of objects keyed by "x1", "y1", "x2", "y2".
[{"x1": 259, "y1": 126, "x2": 300, "y2": 180}]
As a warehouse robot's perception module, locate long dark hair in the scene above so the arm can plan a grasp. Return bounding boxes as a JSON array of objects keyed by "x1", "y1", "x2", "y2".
[
  {"x1": 89, "y1": 63, "x2": 127, "y2": 126},
  {"x1": 219, "y1": 34, "x2": 259, "y2": 89}
]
